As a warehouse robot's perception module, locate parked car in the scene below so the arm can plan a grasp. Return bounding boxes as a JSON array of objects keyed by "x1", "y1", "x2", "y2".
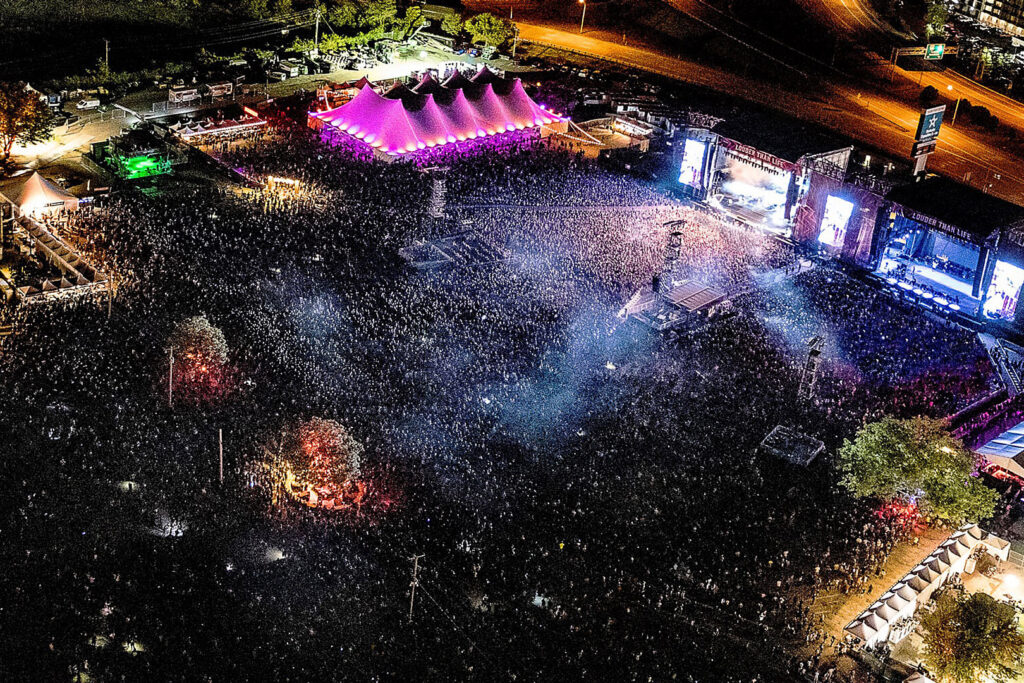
[{"x1": 76, "y1": 99, "x2": 100, "y2": 110}]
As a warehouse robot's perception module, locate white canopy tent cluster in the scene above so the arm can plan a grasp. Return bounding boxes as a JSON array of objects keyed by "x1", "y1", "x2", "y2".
[{"x1": 844, "y1": 524, "x2": 1010, "y2": 649}]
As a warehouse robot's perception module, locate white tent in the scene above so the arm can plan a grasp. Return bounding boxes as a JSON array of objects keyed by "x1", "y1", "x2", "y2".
[
  {"x1": 905, "y1": 673, "x2": 934, "y2": 683},
  {"x1": 844, "y1": 524, "x2": 1010, "y2": 648},
  {"x1": 0, "y1": 171, "x2": 78, "y2": 216}
]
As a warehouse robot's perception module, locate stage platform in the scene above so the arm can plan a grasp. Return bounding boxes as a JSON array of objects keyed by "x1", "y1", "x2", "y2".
[
  {"x1": 876, "y1": 256, "x2": 981, "y2": 317},
  {"x1": 709, "y1": 195, "x2": 790, "y2": 236},
  {"x1": 619, "y1": 279, "x2": 729, "y2": 331},
  {"x1": 759, "y1": 425, "x2": 824, "y2": 467},
  {"x1": 399, "y1": 231, "x2": 507, "y2": 269}
]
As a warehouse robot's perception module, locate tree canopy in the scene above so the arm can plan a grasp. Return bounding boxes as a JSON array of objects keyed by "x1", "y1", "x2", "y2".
[
  {"x1": 925, "y1": 0, "x2": 948, "y2": 39},
  {"x1": 921, "y1": 591, "x2": 1024, "y2": 683},
  {"x1": 169, "y1": 315, "x2": 229, "y2": 367},
  {"x1": 328, "y1": 0, "x2": 395, "y2": 29},
  {"x1": 360, "y1": 0, "x2": 396, "y2": 28},
  {"x1": 441, "y1": 12, "x2": 464, "y2": 37},
  {"x1": 465, "y1": 13, "x2": 512, "y2": 47},
  {"x1": 837, "y1": 416, "x2": 997, "y2": 524},
  {"x1": 0, "y1": 82, "x2": 54, "y2": 163},
  {"x1": 286, "y1": 417, "x2": 363, "y2": 490}
]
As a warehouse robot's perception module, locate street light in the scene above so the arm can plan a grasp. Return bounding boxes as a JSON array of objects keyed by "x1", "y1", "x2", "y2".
[
  {"x1": 947, "y1": 84, "x2": 961, "y2": 126},
  {"x1": 579, "y1": 0, "x2": 587, "y2": 34}
]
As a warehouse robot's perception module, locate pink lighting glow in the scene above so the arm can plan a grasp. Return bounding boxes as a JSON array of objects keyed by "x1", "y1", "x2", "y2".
[{"x1": 309, "y1": 68, "x2": 564, "y2": 158}]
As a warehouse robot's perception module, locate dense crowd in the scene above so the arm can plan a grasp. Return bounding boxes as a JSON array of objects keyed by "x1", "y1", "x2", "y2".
[{"x1": 0, "y1": 110, "x2": 1005, "y2": 682}]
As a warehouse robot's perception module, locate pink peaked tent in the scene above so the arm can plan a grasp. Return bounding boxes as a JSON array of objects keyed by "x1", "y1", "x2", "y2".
[{"x1": 309, "y1": 69, "x2": 566, "y2": 157}]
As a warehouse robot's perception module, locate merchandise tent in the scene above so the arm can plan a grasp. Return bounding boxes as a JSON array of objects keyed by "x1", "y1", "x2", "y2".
[{"x1": 844, "y1": 524, "x2": 1010, "y2": 648}]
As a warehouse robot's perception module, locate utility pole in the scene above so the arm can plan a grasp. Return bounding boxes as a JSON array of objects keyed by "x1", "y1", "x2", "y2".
[
  {"x1": 512, "y1": 25, "x2": 520, "y2": 60},
  {"x1": 104, "y1": 38, "x2": 110, "y2": 68},
  {"x1": 578, "y1": 0, "x2": 587, "y2": 34},
  {"x1": 218, "y1": 428, "x2": 224, "y2": 483},
  {"x1": 408, "y1": 554, "x2": 424, "y2": 623},
  {"x1": 107, "y1": 280, "x2": 112, "y2": 319},
  {"x1": 168, "y1": 347, "x2": 174, "y2": 407}
]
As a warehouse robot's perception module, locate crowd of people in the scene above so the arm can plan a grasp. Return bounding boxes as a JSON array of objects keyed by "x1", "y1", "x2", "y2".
[{"x1": 0, "y1": 106, "x2": 1008, "y2": 682}]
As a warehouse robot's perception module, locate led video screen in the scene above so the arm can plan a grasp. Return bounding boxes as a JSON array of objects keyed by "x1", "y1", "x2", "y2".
[
  {"x1": 984, "y1": 260, "x2": 1024, "y2": 321},
  {"x1": 678, "y1": 138, "x2": 707, "y2": 188},
  {"x1": 817, "y1": 195, "x2": 855, "y2": 248}
]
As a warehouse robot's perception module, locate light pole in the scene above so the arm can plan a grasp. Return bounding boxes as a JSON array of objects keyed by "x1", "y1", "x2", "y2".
[
  {"x1": 947, "y1": 85, "x2": 961, "y2": 126},
  {"x1": 168, "y1": 346, "x2": 174, "y2": 407},
  {"x1": 579, "y1": 0, "x2": 587, "y2": 34}
]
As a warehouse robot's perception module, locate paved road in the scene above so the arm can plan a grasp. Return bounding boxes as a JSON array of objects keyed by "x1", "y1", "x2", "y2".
[
  {"x1": 515, "y1": 22, "x2": 1024, "y2": 202},
  {"x1": 796, "y1": 0, "x2": 1024, "y2": 135},
  {"x1": 796, "y1": 0, "x2": 894, "y2": 37}
]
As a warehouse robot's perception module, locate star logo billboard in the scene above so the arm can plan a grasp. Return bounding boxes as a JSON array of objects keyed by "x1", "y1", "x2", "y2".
[{"x1": 915, "y1": 105, "x2": 946, "y2": 144}]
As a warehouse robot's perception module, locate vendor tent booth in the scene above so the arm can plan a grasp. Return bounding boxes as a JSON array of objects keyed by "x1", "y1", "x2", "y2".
[
  {"x1": 844, "y1": 524, "x2": 1009, "y2": 649},
  {"x1": 0, "y1": 171, "x2": 79, "y2": 216}
]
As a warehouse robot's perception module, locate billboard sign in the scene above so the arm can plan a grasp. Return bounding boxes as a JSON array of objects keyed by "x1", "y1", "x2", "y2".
[
  {"x1": 915, "y1": 105, "x2": 946, "y2": 143},
  {"x1": 911, "y1": 140, "x2": 937, "y2": 158},
  {"x1": 925, "y1": 43, "x2": 945, "y2": 60},
  {"x1": 895, "y1": 45, "x2": 958, "y2": 58}
]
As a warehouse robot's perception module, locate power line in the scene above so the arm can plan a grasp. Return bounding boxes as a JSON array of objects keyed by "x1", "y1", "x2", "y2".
[{"x1": 416, "y1": 581, "x2": 505, "y2": 677}]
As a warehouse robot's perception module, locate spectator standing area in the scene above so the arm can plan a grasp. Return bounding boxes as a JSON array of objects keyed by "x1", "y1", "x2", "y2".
[{"x1": 0, "y1": 87, "x2": 1019, "y2": 683}]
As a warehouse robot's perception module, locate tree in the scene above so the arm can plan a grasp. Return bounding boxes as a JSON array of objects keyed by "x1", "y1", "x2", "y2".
[
  {"x1": 0, "y1": 82, "x2": 54, "y2": 163},
  {"x1": 196, "y1": 48, "x2": 228, "y2": 68},
  {"x1": 394, "y1": 6, "x2": 426, "y2": 40},
  {"x1": 837, "y1": 416, "x2": 998, "y2": 524},
  {"x1": 168, "y1": 315, "x2": 230, "y2": 400},
  {"x1": 921, "y1": 591, "x2": 1024, "y2": 683},
  {"x1": 329, "y1": 0, "x2": 362, "y2": 28},
  {"x1": 169, "y1": 315, "x2": 229, "y2": 368},
  {"x1": 465, "y1": 13, "x2": 512, "y2": 47},
  {"x1": 290, "y1": 36, "x2": 317, "y2": 53},
  {"x1": 919, "y1": 85, "x2": 939, "y2": 105},
  {"x1": 239, "y1": 0, "x2": 270, "y2": 19},
  {"x1": 319, "y1": 33, "x2": 344, "y2": 53},
  {"x1": 925, "y1": 0, "x2": 947, "y2": 39},
  {"x1": 287, "y1": 417, "x2": 363, "y2": 490},
  {"x1": 441, "y1": 12, "x2": 464, "y2": 37},
  {"x1": 361, "y1": 0, "x2": 396, "y2": 28},
  {"x1": 272, "y1": 0, "x2": 292, "y2": 17}
]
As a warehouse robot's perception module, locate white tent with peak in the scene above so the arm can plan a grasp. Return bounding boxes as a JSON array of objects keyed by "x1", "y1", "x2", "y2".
[
  {"x1": 0, "y1": 171, "x2": 78, "y2": 216},
  {"x1": 844, "y1": 524, "x2": 1010, "y2": 649}
]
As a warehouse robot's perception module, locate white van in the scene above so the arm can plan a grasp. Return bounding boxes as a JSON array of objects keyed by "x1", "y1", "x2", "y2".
[{"x1": 76, "y1": 99, "x2": 100, "y2": 110}]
